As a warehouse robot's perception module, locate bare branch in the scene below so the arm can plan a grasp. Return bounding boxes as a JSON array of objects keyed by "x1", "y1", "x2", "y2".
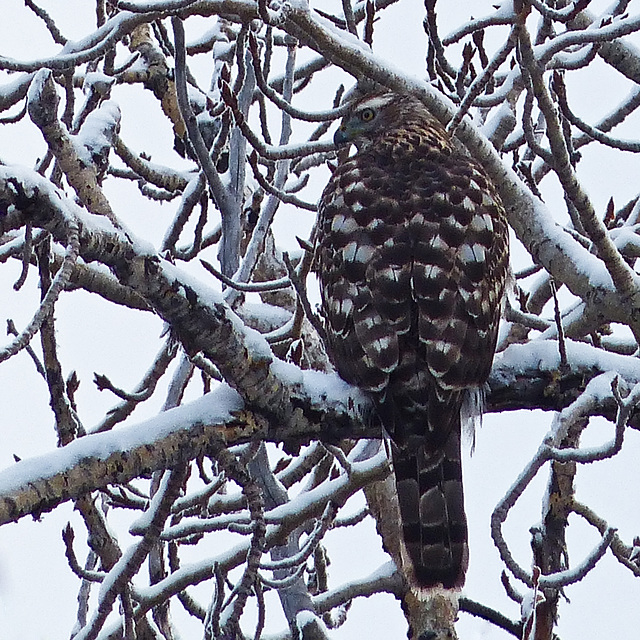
[{"x1": 0, "y1": 220, "x2": 79, "y2": 365}]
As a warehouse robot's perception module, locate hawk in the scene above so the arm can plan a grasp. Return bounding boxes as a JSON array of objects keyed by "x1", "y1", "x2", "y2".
[{"x1": 316, "y1": 91, "x2": 509, "y2": 588}]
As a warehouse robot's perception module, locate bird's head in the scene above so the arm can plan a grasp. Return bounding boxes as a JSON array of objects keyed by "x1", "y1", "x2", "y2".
[
  {"x1": 333, "y1": 91, "x2": 445, "y2": 153},
  {"x1": 334, "y1": 92, "x2": 397, "y2": 150}
]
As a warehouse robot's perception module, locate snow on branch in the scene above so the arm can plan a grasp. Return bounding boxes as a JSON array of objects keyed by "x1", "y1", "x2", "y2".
[
  {"x1": 0, "y1": 388, "x2": 238, "y2": 525},
  {"x1": 491, "y1": 370, "x2": 640, "y2": 589},
  {"x1": 0, "y1": 10, "x2": 151, "y2": 72},
  {"x1": 27, "y1": 69, "x2": 122, "y2": 228},
  {"x1": 112, "y1": 448, "x2": 390, "y2": 636},
  {"x1": 0, "y1": 165, "x2": 371, "y2": 428},
  {"x1": 276, "y1": 1, "x2": 640, "y2": 340},
  {"x1": 4, "y1": 2, "x2": 640, "y2": 637}
]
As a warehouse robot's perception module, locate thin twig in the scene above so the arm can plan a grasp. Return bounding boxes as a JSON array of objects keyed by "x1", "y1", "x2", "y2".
[
  {"x1": 259, "y1": 562, "x2": 307, "y2": 589},
  {"x1": 94, "y1": 373, "x2": 156, "y2": 402},
  {"x1": 215, "y1": 448, "x2": 266, "y2": 639},
  {"x1": 504, "y1": 299, "x2": 552, "y2": 332},
  {"x1": 114, "y1": 136, "x2": 189, "y2": 192},
  {"x1": 13, "y1": 223, "x2": 32, "y2": 290},
  {"x1": 248, "y1": 150, "x2": 317, "y2": 211},
  {"x1": 0, "y1": 100, "x2": 27, "y2": 124},
  {"x1": 550, "y1": 278, "x2": 568, "y2": 370},
  {"x1": 219, "y1": 80, "x2": 335, "y2": 160},
  {"x1": 530, "y1": 0, "x2": 590, "y2": 21},
  {"x1": 423, "y1": 0, "x2": 457, "y2": 79},
  {"x1": 448, "y1": 25, "x2": 518, "y2": 135},
  {"x1": 91, "y1": 338, "x2": 179, "y2": 433},
  {"x1": 172, "y1": 17, "x2": 239, "y2": 260},
  {"x1": 554, "y1": 72, "x2": 640, "y2": 152},
  {"x1": 62, "y1": 524, "x2": 106, "y2": 583},
  {"x1": 342, "y1": 0, "x2": 358, "y2": 36},
  {"x1": 444, "y1": 13, "x2": 516, "y2": 45},
  {"x1": 5, "y1": 319, "x2": 46, "y2": 378},
  {"x1": 24, "y1": 0, "x2": 67, "y2": 44},
  {"x1": 572, "y1": 500, "x2": 640, "y2": 577},
  {"x1": 283, "y1": 250, "x2": 327, "y2": 344},
  {"x1": 189, "y1": 352, "x2": 223, "y2": 382},
  {"x1": 0, "y1": 222, "x2": 79, "y2": 365},
  {"x1": 363, "y1": 0, "x2": 375, "y2": 47},
  {"x1": 259, "y1": 502, "x2": 336, "y2": 571},
  {"x1": 322, "y1": 444, "x2": 352, "y2": 475},
  {"x1": 459, "y1": 597, "x2": 522, "y2": 638},
  {"x1": 201, "y1": 258, "x2": 292, "y2": 292}
]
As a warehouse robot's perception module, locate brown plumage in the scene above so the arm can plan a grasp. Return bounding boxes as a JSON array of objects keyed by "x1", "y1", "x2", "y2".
[{"x1": 316, "y1": 91, "x2": 509, "y2": 588}]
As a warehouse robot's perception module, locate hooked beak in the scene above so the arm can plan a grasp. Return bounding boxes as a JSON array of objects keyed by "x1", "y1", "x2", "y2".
[{"x1": 334, "y1": 126, "x2": 350, "y2": 145}]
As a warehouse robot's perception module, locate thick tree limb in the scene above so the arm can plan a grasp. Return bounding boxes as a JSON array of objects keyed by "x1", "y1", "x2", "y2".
[{"x1": 2, "y1": 338, "x2": 640, "y2": 527}]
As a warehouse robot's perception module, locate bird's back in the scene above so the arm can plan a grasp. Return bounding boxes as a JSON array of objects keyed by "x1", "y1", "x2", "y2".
[{"x1": 317, "y1": 93, "x2": 509, "y2": 587}]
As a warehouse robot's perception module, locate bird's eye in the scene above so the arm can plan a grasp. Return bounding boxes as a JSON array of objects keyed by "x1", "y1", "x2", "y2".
[{"x1": 359, "y1": 107, "x2": 375, "y2": 122}]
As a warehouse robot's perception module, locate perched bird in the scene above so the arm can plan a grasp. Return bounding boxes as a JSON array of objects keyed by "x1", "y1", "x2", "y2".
[{"x1": 316, "y1": 90, "x2": 509, "y2": 588}]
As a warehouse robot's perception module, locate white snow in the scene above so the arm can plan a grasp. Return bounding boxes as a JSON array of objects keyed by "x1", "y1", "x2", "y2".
[
  {"x1": 26, "y1": 67, "x2": 50, "y2": 105},
  {"x1": 296, "y1": 608, "x2": 328, "y2": 635},
  {"x1": 264, "y1": 447, "x2": 388, "y2": 523},
  {"x1": 0, "y1": 164, "x2": 138, "y2": 247},
  {"x1": 82, "y1": 71, "x2": 115, "y2": 96},
  {"x1": 0, "y1": 386, "x2": 243, "y2": 499},
  {"x1": 493, "y1": 339, "x2": 640, "y2": 386},
  {"x1": 286, "y1": 0, "x2": 311, "y2": 11},
  {"x1": 0, "y1": 71, "x2": 33, "y2": 103},
  {"x1": 74, "y1": 100, "x2": 121, "y2": 166}
]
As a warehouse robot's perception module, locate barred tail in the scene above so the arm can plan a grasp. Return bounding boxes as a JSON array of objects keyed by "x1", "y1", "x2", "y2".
[{"x1": 392, "y1": 427, "x2": 468, "y2": 588}]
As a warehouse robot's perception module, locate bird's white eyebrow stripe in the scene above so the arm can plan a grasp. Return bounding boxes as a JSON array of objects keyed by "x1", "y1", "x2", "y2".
[{"x1": 354, "y1": 94, "x2": 396, "y2": 113}]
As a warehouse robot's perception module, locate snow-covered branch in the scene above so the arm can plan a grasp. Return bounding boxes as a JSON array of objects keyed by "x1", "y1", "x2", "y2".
[{"x1": 3, "y1": 2, "x2": 640, "y2": 638}]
